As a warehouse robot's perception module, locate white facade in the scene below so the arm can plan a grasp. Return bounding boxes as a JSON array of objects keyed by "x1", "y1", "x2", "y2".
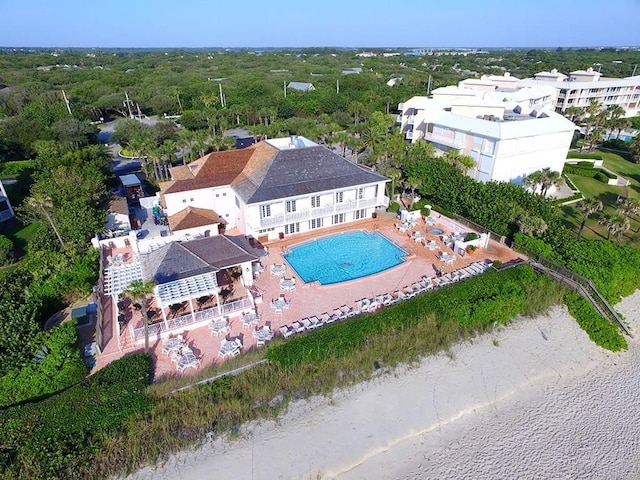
[
  {"x1": 245, "y1": 183, "x2": 383, "y2": 240},
  {"x1": 0, "y1": 181, "x2": 15, "y2": 222},
  {"x1": 398, "y1": 88, "x2": 577, "y2": 184},
  {"x1": 519, "y1": 67, "x2": 640, "y2": 117},
  {"x1": 161, "y1": 137, "x2": 389, "y2": 242}
]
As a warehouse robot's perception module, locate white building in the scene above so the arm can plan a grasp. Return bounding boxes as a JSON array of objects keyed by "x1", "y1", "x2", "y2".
[
  {"x1": 398, "y1": 81, "x2": 577, "y2": 184},
  {"x1": 0, "y1": 181, "x2": 15, "y2": 222},
  {"x1": 159, "y1": 136, "x2": 389, "y2": 242},
  {"x1": 518, "y1": 67, "x2": 640, "y2": 117}
]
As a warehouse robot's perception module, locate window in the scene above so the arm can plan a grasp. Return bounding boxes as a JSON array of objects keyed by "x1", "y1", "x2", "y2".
[
  {"x1": 358, "y1": 188, "x2": 364, "y2": 200},
  {"x1": 190, "y1": 198, "x2": 194, "y2": 202},
  {"x1": 482, "y1": 140, "x2": 495, "y2": 155},
  {"x1": 310, "y1": 218, "x2": 323, "y2": 229},
  {"x1": 286, "y1": 200, "x2": 297, "y2": 213},
  {"x1": 354, "y1": 209, "x2": 366, "y2": 220},
  {"x1": 235, "y1": 196, "x2": 240, "y2": 207},
  {"x1": 0, "y1": 200, "x2": 8, "y2": 212},
  {"x1": 223, "y1": 192, "x2": 226, "y2": 196},
  {"x1": 284, "y1": 223, "x2": 300, "y2": 234},
  {"x1": 335, "y1": 191, "x2": 344, "y2": 203},
  {"x1": 182, "y1": 199, "x2": 187, "y2": 203},
  {"x1": 311, "y1": 195, "x2": 320, "y2": 208},
  {"x1": 216, "y1": 193, "x2": 219, "y2": 197},
  {"x1": 260, "y1": 204, "x2": 271, "y2": 218},
  {"x1": 333, "y1": 213, "x2": 345, "y2": 224}
]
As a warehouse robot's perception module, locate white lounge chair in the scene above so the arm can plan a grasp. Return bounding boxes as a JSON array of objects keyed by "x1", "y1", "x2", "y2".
[{"x1": 280, "y1": 325, "x2": 294, "y2": 338}]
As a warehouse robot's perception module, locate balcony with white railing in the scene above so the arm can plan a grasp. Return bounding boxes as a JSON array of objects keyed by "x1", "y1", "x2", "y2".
[
  {"x1": 129, "y1": 297, "x2": 254, "y2": 344},
  {"x1": 406, "y1": 130, "x2": 414, "y2": 140},
  {"x1": 407, "y1": 115, "x2": 416, "y2": 124},
  {"x1": 285, "y1": 209, "x2": 311, "y2": 223},
  {"x1": 312, "y1": 205, "x2": 335, "y2": 217},
  {"x1": 259, "y1": 214, "x2": 285, "y2": 228},
  {"x1": 396, "y1": 114, "x2": 403, "y2": 123}
]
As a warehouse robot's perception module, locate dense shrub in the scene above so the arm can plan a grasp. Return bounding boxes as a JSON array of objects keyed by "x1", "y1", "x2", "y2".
[
  {"x1": 0, "y1": 353, "x2": 155, "y2": 479},
  {"x1": 564, "y1": 292, "x2": 627, "y2": 351},
  {"x1": 267, "y1": 265, "x2": 544, "y2": 367},
  {"x1": 0, "y1": 234, "x2": 13, "y2": 265},
  {"x1": 0, "y1": 321, "x2": 86, "y2": 407},
  {"x1": 601, "y1": 138, "x2": 630, "y2": 151}
]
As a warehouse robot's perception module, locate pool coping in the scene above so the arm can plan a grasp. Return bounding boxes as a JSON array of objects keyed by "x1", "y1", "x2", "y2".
[{"x1": 280, "y1": 229, "x2": 411, "y2": 287}]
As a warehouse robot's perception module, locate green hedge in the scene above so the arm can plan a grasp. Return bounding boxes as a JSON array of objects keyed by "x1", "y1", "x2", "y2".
[
  {"x1": 563, "y1": 164, "x2": 610, "y2": 183},
  {"x1": 267, "y1": 265, "x2": 540, "y2": 367},
  {"x1": 0, "y1": 353, "x2": 155, "y2": 479},
  {"x1": 564, "y1": 292, "x2": 627, "y2": 352},
  {"x1": 567, "y1": 151, "x2": 603, "y2": 160}
]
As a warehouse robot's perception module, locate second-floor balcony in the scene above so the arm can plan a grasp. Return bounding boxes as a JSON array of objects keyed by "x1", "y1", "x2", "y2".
[{"x1": 258, "y1": 198, "x2": 380, "y2": 229}]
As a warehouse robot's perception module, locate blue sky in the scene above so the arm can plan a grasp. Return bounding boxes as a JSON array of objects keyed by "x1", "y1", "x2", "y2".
[{"x1": 1, "y1": 0, "x2": 638, "y2": 48}]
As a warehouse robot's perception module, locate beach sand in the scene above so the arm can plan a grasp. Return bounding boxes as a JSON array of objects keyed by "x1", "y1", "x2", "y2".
[{"x1": 128, "y1": 292, "x2": 640, "y2": 480}]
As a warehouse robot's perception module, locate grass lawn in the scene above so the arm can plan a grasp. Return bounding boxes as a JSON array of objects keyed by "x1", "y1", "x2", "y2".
[
  {"x1": 0, "y1": 160, "x2": 35, "y2": 179},
  {"x1": 562, "y1": 149, "x2": 640, "y2": 245},
  {"x1": 1, "y1": 219, "x2": 38, "y2": 258}
]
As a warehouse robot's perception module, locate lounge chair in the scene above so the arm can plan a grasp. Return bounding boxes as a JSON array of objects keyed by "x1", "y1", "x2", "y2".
[
  {"x1": 292, "y1": 321, "x2": 304, "y2": 333},
  {"x1": 279, "y1": 325, "x2": 294, "y2": 338}
]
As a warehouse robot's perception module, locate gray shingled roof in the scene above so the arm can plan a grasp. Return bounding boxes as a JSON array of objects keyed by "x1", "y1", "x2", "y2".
[
  {"x1": 144, "y1": 242, "x2": 216, "y2": 284},
  {"x1": 182, "y1": 235, "x2": 258, "y2": 268},
  {"x1": 233, "y1": 146, "x2": 387, "y2": 204}
]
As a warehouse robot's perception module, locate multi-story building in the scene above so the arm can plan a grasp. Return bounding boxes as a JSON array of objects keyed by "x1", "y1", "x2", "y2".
[
  {"x1": 518, "y1": 67, "x2": 640, "y2": 117},
  {"x1": 0, "y1": 181, "x2": 15, "y2": 222},
  {"x1": 159, "y1": 136, "x2": 389, "y2": 242},
  {"x1": 398, "y1": 82, "x2": 577, "y2": 184}
]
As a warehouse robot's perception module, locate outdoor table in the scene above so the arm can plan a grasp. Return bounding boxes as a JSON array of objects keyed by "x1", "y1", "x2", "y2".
[
  {"x1": 270, "y1": 264, "x2": 286, "y2": 277},
  {"x1": 162, "y1": 336, "x2": 183, "y2": 355},
  {"x1": 270, "y1": 298, "x2": 290, "y2": 310},
  {"x1": 280, "y1": 278, "x2": 296, "y2": 290},
  {"x1": 209, "y1": 318, "x2": 229, "y2": 335},
  {"x1": 219, "y1": 339, "x2": 241, "y2": 358},
  {"x1": 253, "y1": 327, "x2": 273, "y2": 342}
]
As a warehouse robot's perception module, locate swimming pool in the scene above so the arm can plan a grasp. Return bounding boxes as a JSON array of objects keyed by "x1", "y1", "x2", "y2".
[
  {"x1": 429, "y1": 228, "x2": 444, "y2": 235},
  {"x1": 283, "y1": 231, "x2": 408, "y2": 285}
]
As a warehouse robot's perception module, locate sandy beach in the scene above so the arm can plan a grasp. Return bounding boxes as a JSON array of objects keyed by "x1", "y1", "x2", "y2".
[{"x1": 128, "y1": 292, "x2": 640, "y2": 480}]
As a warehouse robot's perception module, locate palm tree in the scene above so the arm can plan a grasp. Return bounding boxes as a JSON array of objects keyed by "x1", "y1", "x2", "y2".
[
  {"x1": 27, "y1": 193, "x2": 65, "y2": 247},
  {"x1": 523, "y1": 170, "x2": 544, "y2": 194},
  {"x1": 576, "y1": 198, "x2": 603, "y2": 239},
  {"x1": 516, "y1": 214, "x2": 548, "y2": 236},
  {"x1": 442, "y1": 150, "x2": 476, "y2": 173},
  {"x1": 404, "y1": 176, "x2": 422, "y2": 209},
  {"x1": 539, "y1": 168, "x2": 565, "y2": 197},
  {"x1": 598, "y1": 213, "x2": 628, "y2": 242},
  {"x1": 122, "y1": 280, "x2": 156, "y2": 353},
  {"x1": 616, "y1": 196, "x2": 640, "y2": 232}
]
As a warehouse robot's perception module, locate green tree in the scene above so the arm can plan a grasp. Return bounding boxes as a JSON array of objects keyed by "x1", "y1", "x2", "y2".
[
  {"x1": 576, "y1": 198, "x2": 603, "y2": 239},
  {"x1": 516, "y1": 213, "x2": 548, "y2": 236},
  {"x1": 121, "y1": 280, "x2": 156, "y2": 353},
  {"x1": 539, "y1": 168, "x2": 565, "y2": 197}
]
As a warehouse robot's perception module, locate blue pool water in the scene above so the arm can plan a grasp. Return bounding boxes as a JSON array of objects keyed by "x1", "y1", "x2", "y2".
[
  {"x1": 283, "y1": 231, "x2": 407, "y2": 285},
  {"x1": 429, "y1": 228, "x2": 444, "y2": 235},
  {"x1": 604, "y1": 134, "x2": 633, "y2": 143}
]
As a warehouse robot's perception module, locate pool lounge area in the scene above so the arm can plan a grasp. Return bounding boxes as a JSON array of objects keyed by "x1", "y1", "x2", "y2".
[{"x1": 95, "y1": 213, "x2": 522, "y2": 379}]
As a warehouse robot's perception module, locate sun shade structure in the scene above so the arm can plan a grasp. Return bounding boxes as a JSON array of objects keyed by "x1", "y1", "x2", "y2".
[
  {"x1": 154, "y1": 271, "x2": 219, "y2": 308},
  {"x1": 103, "y1": 262, "x2": 144, "y2": 296}
]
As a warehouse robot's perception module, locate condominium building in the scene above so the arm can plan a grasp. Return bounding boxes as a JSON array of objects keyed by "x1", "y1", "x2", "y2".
[
  {"x1": 397, "y1": 80, "x2": 577, "y2": 184},
  {"x1": 518, "y1": 67, "x2": 640, "y2": 117},
  {"x1": 159, "y1": 136, "x2": 389, "y2": 242}
]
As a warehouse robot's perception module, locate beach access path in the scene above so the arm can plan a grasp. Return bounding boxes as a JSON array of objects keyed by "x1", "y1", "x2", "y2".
[{"x1": 127, "y1": 292, "x2": 640, "y2": 480}]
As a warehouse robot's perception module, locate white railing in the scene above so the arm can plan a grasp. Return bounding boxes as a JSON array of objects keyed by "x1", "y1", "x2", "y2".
[
  {"x1": 285, "y1": 209, "x2": 311, "y2": 222},
  {"x1": 260, "y1": 215, "x2": 285, "y2": 228},
  {"x1": 407, "y1": 115, "x2": 416, "y2": 124},
  {"x1": 336, "y1": 201, "x2": 356, "y2": 213},
  {"x1": 130, "y1": 297, "x2": 253, "y2": 344},
  {"x1": 312, "y1": 205, "x2": 335, "y2": 217}
]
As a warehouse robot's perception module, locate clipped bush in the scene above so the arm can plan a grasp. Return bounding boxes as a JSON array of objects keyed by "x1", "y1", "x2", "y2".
[
  {"x1": 564, "y1": 292, "x2": 627, "y2": 351},
  {"x1": 567, "y1": 151, "x2": 603, "y2": 160},
  {"x1": 464, "y1": 232, "x2": 479, "y2": 241}
]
